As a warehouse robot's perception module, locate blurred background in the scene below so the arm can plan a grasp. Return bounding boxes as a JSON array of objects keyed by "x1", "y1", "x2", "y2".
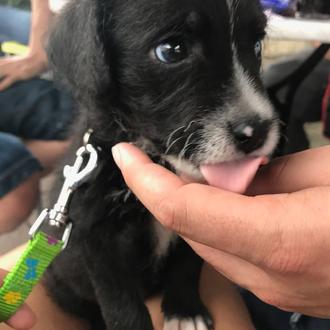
[{"x1": 0, "y1": 0, "x2": 29, "y2": 9}]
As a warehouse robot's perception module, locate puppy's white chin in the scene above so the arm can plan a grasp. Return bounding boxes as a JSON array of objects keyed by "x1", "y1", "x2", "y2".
[{"x1": 164, "y1": 155, "x2": 205, "y2": 183}]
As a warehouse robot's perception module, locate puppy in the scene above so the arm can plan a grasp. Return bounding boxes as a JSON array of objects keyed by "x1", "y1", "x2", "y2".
[{"x1": 45, "y1": 0, "x2": 280, "y2": 329}]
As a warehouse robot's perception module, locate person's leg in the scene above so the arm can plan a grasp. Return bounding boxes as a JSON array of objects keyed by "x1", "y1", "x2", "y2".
[
  {"x1": 0, "y1": 173, "x2": 40, "y2": 233},
  {"x1": 0, "y1": 135, "x2": 71, "y2": 233},
  {"x1": 298, "y1": 315, "x2": 330, "y2": 330},
  {"x1": 0, "y1": 5, "x2": 31, "y2": 45},
  {"x1": 0, "y1": 133, "x2": 42, "y2": 233},
  {"x1": 0, "y1": 79, "x2": 74, "y2": 231},
  {"x1": 0, "y1": 79, "x2": 74, "y2": 141},
  {"x1": 241, "y1": 289, "x2": 292, "y2": 330},
  {"x1": 25, "y1": 140, "x2": 72, "y2": 176}
]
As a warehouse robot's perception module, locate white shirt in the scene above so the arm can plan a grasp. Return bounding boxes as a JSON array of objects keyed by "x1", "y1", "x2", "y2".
[{"x1": 49, "y1": 0, "x2": 68, "y2": 13}]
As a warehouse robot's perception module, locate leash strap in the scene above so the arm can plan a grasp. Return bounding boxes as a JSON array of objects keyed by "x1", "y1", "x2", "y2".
[
  {"x1": 0, "y1": 232, "x2": 63, "y2": 322},
  {"x1": 0, "y1": 130, "x2": 98, "y2": 323}
]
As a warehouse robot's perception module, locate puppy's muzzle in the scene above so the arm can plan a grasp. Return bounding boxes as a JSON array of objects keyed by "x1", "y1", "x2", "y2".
[{"x1": 228, "y1": 116, "x2": 271, "y2": 154}]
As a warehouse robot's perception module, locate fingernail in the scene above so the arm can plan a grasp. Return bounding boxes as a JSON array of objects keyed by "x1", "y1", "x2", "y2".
[{"x1": 111, "y1": 145, "x2": 122, "y2": 168}]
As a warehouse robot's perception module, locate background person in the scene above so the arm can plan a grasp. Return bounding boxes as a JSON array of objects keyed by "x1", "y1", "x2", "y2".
[{"x1": 0, "y1": 0, "x2": 73, "y2": 233}]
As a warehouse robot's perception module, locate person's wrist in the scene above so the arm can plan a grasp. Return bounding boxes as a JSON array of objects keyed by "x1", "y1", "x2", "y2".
[{"x1": 26, "y1": 49, "x2": 49, "y2": 72}]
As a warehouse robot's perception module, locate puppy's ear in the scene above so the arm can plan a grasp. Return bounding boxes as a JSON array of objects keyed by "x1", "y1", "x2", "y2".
[{"x1": 47, "y1": 0, "x2": 109, "y2": 106}]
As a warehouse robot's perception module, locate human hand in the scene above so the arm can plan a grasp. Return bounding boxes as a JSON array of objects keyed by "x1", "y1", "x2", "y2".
[
  {"x1": 112, "y1": 143, "x2": 330, "y2": 318},
  {"x1": 0, "y1": 51, "x2": 48, "y2": 91},
  {"x1": 0, "y1": 270, "x2": 36, "y2": 329}
]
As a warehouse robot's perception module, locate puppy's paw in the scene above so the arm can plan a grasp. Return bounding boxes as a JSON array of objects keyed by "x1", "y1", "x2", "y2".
[{"x1": 164, "y1": 315, "x2": 213, "y2": 330}]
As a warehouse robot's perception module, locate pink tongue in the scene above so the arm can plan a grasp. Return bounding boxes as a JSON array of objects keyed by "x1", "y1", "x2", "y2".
[{"x1": 200, "y1": 157, "x2": 266, "y2": 194}]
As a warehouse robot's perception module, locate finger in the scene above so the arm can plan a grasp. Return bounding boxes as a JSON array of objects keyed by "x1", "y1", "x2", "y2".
[
  {"x1": 111, "y1": 142, "x2": 186, "y2": 215},
  {"x1": 0, "y1": 69, "x2": 8, "y2": 80},
  {"x1": 185, "y1": 240, "x2": 322, "y2": 315},
  {"x1": 248, "y1": 146, "x2": 330, "y2": 195},
  {"x1": 112, "y1": 143, "x2": 281, "y2": 265},
  {"x1": 181, "y1": 239, "x2": 304, "y2": 314},
  {"x1": 0, "y1": 77, "x2": 16, "y2": 91},
  {"x1": 0, "y1": 62, "x2": 13, "y2": 74},
  {"x1": 0, "y1": 270, "x2": 36, "y2": 329},
  {"x1": 185, "y1": 239, "x2": 267, "y2": 290},
  {"x1": 6, "y1": 304, "x2": 36, "y2": 330},
  {"x1": 0, "y1": 58, "x2": 12, "y2": 66}
]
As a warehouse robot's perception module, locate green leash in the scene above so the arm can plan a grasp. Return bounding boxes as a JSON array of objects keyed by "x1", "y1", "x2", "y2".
[
  {"x1": 0, "y1": 131, "x2": 98, "y2": 323},
  {"x1": 0, "y1": 232, "x2": 63, "y2": 321}
]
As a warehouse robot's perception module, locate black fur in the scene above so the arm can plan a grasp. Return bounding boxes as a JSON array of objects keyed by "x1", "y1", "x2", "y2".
[{"x1": 45, "y1": 0, "x2": 279, "y2": 329}]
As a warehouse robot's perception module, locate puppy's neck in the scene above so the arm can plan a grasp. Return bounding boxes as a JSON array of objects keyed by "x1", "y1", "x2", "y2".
[{"x1": 134, "y1": 137, "x2": 159, "y2": 156}]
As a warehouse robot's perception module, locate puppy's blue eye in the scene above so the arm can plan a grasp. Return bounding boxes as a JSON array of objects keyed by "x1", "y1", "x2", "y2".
[
  {"x1": 155, "y1": 39, "x2": 188, "y2": 64},
  {"x1": 254, "y1": 41, "x2": 262, "y2": 59}
]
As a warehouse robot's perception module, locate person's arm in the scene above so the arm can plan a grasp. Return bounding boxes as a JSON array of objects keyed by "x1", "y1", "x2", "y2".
[
  {"x1": 112, "y1": 143, "x2": 330, "y2": 318},
  {"x1": 0, "y1": 0, "x2": 53, "y2": 91},
  {"x1": 27, "y1": 0, "x2": 53, "y2": 68},
  {"x1": 0, "y1": 270, "x2": 36, "y2": 329}
]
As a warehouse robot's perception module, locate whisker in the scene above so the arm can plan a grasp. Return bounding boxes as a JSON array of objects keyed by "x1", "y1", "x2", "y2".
[
  {"x1": 184, "y1": 120, "x2": 196, "y2": 132},
  {"x1": 114, "y1": 117, "x2": 128, "y2": 132},
  {"x1": 279, "y1": 133, "x2": 289, "y2": 143},
  {"x1": 278, "y1": 119, "x2": 286, "y2": 127},
  {"x1": 165, "y1": 136, "x2": 185, "y2": 155},
  {"x1": 179, "y1": 132, "x2": 195, "y2": 160},
  {"x1": 166, "y1": 125, "x2": 186, "y2": 148}
]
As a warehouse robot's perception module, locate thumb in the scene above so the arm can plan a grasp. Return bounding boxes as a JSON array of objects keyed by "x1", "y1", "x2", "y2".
[
  {"x1": 0, "y1": 270, "x2": 36, "y2": 329},
  {"x1": 0, "y1": 76, "x2": 16, "y2": 92},
  {"x1": 111, "y1": 143, "x2": 185, "y2": 223},
  {"x1": 6, "y1": 305, "x2": 36, "y2": 330}
]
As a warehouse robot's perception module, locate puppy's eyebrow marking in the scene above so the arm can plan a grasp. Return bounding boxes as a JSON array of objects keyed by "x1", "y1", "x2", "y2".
[{"x1": 186, "y1": 11, "x2": 201, "y2": 30}]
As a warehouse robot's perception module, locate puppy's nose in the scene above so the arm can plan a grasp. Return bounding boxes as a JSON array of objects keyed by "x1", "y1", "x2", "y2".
[{"x1": 229, "y1": 118, "x2": 271, "y2": 154}]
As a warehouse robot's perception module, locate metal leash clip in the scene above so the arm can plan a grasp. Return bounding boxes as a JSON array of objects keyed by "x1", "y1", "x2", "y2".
[{"x1": 29, "y1": 130, "x2": 98, "y2": 249}]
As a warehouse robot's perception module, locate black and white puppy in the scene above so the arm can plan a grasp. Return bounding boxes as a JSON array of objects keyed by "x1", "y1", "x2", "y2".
[{"x1": 46, "y1": 0, "x2": 280, "y2": 329}]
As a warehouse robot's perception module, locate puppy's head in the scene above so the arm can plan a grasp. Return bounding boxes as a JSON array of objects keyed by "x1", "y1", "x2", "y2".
[{"x1": 49, "y1": 0, "x2": 279, "y2": 193}]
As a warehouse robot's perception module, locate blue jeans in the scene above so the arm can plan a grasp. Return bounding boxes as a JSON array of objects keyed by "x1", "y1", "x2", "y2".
[
  {"x1": 0, "y1": 5, "x2": 74, "y2": 197},
  {"x1": 0, "y1": 5, "x2": 30, "y2": 44},
  {"x1": 242, "y1": 290, "x2": 330, "y2": 330}
]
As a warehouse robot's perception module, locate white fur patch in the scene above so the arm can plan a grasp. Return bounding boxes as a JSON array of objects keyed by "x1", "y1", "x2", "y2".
[
  {"x1": 164, "y1": 318, "x2": 180, "y2": 330},
  {"x1": 165, "y1": 155, "x2": 204, "y2": 182},
  {"x1": 243, "y1": 125, "x2": 254, "y2": 137},
  {"x1": 153, "y1": 219, "x2": 177, "y2": 258},
  {"x1": 164, "y1": 316, "x2": 209, "y2": 330},
  {"x1": 233, "y1": 61, "x2": 274, "y2": 119},
  {"x1": 195, "y1": 316, "x2": 209, "y2": 330}
]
